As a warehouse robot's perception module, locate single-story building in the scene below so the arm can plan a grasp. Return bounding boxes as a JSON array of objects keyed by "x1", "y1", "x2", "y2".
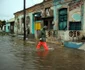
[
  {"x1": 14, "y1": 0, "x2": 54, "y2": 39},
  {"x1": 53, "y1": 0, "x2": 85, "y2": 41}
]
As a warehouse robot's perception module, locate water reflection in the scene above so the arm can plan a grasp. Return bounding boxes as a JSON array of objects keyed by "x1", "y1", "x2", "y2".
[
  {"x1": 37, "y1": 50, "x2": 49, "y2": 58},
  {"x1": 1, "y1": 36, "x2": 85, "y2": 70},
  {"x1": 35, "y1": 50, "x2": 54, "y2": 70}
]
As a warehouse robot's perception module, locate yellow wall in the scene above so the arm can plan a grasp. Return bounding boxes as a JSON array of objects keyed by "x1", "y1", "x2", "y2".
[{"x1": 35, "y1": 22, "x2": 41, "y2": 30}]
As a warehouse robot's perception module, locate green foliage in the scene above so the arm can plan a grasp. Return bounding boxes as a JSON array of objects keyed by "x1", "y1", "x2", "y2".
[{"x1": 0, "y1": 20, "x2": 6, "y2": 29}]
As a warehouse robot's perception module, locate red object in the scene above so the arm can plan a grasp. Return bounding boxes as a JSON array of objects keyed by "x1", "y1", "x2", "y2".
[
  {"x1": 37, "y1": 50, "x2": 49, "y2": 57},
  {"x1": 36, "y1": 42, "x2": 49, "y2": 50}
]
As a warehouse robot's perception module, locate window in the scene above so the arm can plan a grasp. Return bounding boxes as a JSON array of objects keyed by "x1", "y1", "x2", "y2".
[
  {"x1": 17, "y1": 18, "x2": 19, "y2": 23},
  {"x1": 8, "y1": 26, "x2": 10, "y2": 30},
  {"x1": 26, "y1": 16, "x2": 30, "y2": 24},
  {"x1": 21, "y1": 17, "x2": 24, "y2": 23},
  {"x1": 44, "y1": 18, "x2": 53, "y2": 30},
  {"x1": 33, "y1": 12, "x2": 41, "y2": 21},
  {"x1": 58, "y1": 8, "x2": 67, "y2": 30},
  {"x1": 45, "y1": 7, "x2": 50, "y2": 17},
  {"x1": 69, "y1": 22, "x2": 81, "y2": 30}
]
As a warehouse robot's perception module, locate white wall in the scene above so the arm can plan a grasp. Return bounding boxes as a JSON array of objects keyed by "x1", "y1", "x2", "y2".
[{"x1": 82, "y1": 1, "x2": 85, "y2": 35}]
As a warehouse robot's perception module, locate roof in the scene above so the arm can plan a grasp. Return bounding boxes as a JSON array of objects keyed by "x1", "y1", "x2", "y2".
[
  {"x1": 14, "y1": 0, "x2": 53, "y2": 15},
  {"x1": 8, "y1": 18, "x2": 15, "y2": 23},
  {"x1": 14, "y1": 2, "x2": 43, "y2": 15}
]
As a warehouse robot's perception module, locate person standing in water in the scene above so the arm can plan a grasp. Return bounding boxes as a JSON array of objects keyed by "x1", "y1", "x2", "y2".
[{"x1": 36, "y1": 26, "x2": 49, "y2": 50}]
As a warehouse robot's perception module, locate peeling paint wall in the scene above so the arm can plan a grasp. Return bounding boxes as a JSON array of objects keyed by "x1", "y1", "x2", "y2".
[
  {"x1": 53, "y1": 0, "x2": 84, "y2": 41},
  {"x1": 69, "y1": 7, "x2": 81, "y2": 22},
  {"x1": 14, "y1": 13, "x2": 33, "y2": 35}
]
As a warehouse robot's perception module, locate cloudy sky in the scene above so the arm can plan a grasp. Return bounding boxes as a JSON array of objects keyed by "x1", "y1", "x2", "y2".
[{"x1": 0, "y1": 0, "x2": 43, "y2": 20}]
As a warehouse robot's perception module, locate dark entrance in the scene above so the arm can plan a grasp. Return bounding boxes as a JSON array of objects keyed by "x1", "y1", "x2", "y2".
[
  {"x1": 10, "y1": 22, "x2": 14, "y2": 34},
  {"x1": 42, "y1": 17, "x2": 53, "y2": 30}
]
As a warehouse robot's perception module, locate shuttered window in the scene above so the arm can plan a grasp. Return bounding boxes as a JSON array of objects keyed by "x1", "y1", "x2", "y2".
[
  {"x1": 69, "y1": 22, "x2": 81, "y2": 30},
  {"x1": 58, "y1": 8, "x2": 67, "y2": 30}
]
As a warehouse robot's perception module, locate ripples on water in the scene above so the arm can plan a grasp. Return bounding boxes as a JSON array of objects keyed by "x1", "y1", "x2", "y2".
[{"x1": 0, "y1": 35, "x2": 85, "y2": 70}]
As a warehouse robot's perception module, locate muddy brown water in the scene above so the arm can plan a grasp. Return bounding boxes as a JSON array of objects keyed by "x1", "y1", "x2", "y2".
[{"x1": 0, "y1": 35, "x2": 85, "y2": 70}]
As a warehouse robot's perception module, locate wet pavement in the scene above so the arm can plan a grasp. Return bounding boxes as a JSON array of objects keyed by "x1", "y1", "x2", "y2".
[{"x1": 0, "y1": 35, "x2": 85, "y2": 70}]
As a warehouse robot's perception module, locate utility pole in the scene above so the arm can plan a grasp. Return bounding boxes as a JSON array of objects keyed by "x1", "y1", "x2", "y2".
[{"x1": 23, "y1": 0, "x2": 26, "y2": 40}]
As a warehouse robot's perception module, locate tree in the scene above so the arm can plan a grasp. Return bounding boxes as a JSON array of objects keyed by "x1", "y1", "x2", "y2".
[{"x1": 0, "y1": 20, "x2": 6, "y2": 30}]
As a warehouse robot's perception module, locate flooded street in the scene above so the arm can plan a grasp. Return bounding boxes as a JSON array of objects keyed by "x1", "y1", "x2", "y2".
[{"x1": 0, "y1": 35, "x2": 85, "y2": 70}]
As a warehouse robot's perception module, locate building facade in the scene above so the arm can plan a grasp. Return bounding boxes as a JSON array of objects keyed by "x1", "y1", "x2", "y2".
[
  {"x1": 14, "y1": 0, "x2": 54, "y2": 39},
  {"x1": 8, "y1": 18, "x2": 15, "y2": 34},
  {"x1": 53, "y1": 0, "x2": 85, "y2": 41}
]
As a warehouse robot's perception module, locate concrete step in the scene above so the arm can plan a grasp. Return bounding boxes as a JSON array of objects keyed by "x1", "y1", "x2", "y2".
[
  {"x1": 79, "y1": 44, "x2": 85, "y2": 51},
  {"x1": 47, "y1": 37, "x2": 62, "y2": 45}
]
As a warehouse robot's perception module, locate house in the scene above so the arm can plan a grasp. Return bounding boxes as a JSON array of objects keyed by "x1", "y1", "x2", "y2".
[
  {"x1": 14, "y1": 0, "x2": 54, "y2": 39},
  {"x1": 2, "y1": 18, "x2": 15, "y2": 34},
  {"x1": 5, "y1": 22, "x2": 10, "y2": 33},
  {"x1": 53, "y1": 0, "x2": 85, "y2": 41},
  {"x1": 8, "y1": 18, "x2": 15, "y2": 34}
]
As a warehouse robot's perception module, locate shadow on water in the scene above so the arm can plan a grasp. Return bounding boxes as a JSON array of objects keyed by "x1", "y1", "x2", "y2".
[{"x1": 1, "y1": 35, "x2": 85, "y2": 70}]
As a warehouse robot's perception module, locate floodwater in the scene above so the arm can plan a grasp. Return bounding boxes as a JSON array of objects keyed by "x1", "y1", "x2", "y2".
[{"x1": 0, "y1": 35, "x2": 85, "y2": 70}]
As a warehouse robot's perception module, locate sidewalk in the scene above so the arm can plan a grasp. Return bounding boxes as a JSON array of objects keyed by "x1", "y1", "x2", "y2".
[
  {"x1": 17, "y1": 35, "x2": 85, "y2": 51},
  {"x1": 16, "y1": 34, "x2": 63, "y2": 48},
  {"x1": 46, "y1": 36, "x2": 63, "y2": 45}
]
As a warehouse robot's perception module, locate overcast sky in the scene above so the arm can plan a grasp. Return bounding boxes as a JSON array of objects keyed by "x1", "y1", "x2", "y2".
[{"x1": 0, "y1": 0, "x2": 43, "y2": 21}]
